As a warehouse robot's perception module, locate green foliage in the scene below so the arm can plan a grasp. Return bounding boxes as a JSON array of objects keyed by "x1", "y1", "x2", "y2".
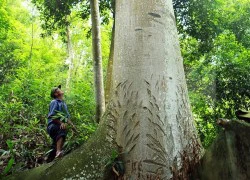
[
  {"x1": 0, "y1": 0, "x2": 111, "y2": 175},
  {"x1": 104, "y1": 150, "x2": 119, "y2": 167},
  {"x1": 175, "y1": 0, "x2": 250, "y2": 148},
  {"x1": 174, "y1": 0, "x2": 250, "y2": 52},
  {"x1": 182, "y1": 31, "x2": 250, "y2": 147},
  {"x1": 52, "y1": 110, "x2": 69, "y2": 123},
  {"x1": 0, "y1": 140, "x2": 15, "y2": 176},
  {"x1": 31, "y1": 0, "x2": 113, "y2": 39},
  {"x1": 3, "y1": 158, "x2": 14, "y2": 176},
  {"x1": 0, "y1": 0, "x2": 27, "y2": 84},
  {"x1": 1, "y1": 0, "x2": 249, "y2": 175}
]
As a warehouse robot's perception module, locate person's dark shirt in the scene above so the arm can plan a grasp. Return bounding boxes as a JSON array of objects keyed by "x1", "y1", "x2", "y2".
[{"x1": 47, "y1": 99, "x2": 70, "y2": 125}]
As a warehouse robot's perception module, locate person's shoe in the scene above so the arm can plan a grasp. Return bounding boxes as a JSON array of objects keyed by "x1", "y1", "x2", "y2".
[{"x1": 55, "y1": 151, "x2": 63, "y2": 158}]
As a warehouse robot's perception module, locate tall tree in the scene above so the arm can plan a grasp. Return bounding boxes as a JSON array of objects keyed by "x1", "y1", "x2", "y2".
[
  {"x1": 31, "y1": 0, "x2": 108, "y2": 123},
  {"x1": 90, "y1": 0, "x2": 105, "y2": 123},
  {"x1": 105, "y1": 0, "x2": 115, "y2": 106},
  {"x1": 65, "y1": 24, "x2": 74, "y2": 93},
  {"x1": 105, "y1": 22, "x2": 115, "y2": 105},
  {"x1": 8, "y1": 0, "x2": 202, "y2": 179}
]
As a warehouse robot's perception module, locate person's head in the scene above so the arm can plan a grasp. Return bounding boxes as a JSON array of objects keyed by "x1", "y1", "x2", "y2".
[{"x1": 51, "y1": 85, "x2": 64, "y2": 99}]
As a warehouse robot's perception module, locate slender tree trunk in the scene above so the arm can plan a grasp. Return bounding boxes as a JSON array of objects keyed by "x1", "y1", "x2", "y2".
[
  {"x1": 7, "y1": 1, "x2": 202, "y2": 179},
  {"x1": 65, "y1": 25, "x2": 74, "y2": 93},
  {"x1": 105, "y1": 22, "x2": 115, "y2": 105},
  {"x1": 28, "y1": 9, "x2": 34, "y2": 67},
  {"x1": 29, "y1": 22, "x2": 34, "y2": 61},
  {"x1": 90, "y1": 0, "x2": 105, "y2": 123},
  {"x1": 105, "y1": 0, "x2": 116, "y2": 106}
]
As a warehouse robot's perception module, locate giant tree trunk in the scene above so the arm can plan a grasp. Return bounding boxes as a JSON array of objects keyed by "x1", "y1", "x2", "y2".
[
  {"x1": 90, "y1": 0, "x2": 106, "y2": 123},
  {"x1": 111, "y1": 0, "x2": 202, "y2": 178},
  {"x1": 7, "y1": 0, "x2": 202, "y2": 179}
]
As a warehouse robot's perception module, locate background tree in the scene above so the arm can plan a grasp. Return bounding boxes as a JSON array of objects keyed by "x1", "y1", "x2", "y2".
[
  {"x1": 0, "y1": 0, "x2": 111, "y2": 175},
  {"x1": 31, "y1": 0, "x2": 112, "y2": 122},
  {"x1": 90, "y1": 0, "x2": 105, "y2": 123}
]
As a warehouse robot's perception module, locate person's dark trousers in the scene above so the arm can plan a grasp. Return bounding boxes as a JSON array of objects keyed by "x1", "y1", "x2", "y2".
[{"x1": 46, "y1": 123, "x2": 66, "y2": 162}]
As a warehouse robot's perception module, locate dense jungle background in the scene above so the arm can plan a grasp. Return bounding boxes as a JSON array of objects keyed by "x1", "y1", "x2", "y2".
[{"x1": 0, "y1": 0, "x2": 249, "y2": 176}]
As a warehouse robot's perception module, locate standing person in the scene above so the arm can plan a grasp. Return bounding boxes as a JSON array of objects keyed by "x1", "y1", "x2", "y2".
[{"x1": 46, "y1": 85, "x2": 77, "y2": 162}]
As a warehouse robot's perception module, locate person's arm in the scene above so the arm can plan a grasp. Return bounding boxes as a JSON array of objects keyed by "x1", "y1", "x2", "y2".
[
  {"x1": 48, "y1": 100, "x2": 58, "y2": 122},
  {"x1": 64, "y1": 102, "x2": 77, "y2": 132}
]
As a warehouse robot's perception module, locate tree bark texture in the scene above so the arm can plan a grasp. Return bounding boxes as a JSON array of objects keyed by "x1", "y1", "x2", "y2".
[
  {"x1": 65, "y1": 25, "x2": 74, "y2": 93},
  {"x1": 111, "y1": 0, "x2": 202, "y2": 178},
  {"x1": 90, "y1": 0, "x2": 106, "y2": 123}
]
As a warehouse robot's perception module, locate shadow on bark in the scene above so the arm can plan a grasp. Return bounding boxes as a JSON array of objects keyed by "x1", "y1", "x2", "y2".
[{"x1": 192, "y1": 120, "x2": 250, "y2": 180}]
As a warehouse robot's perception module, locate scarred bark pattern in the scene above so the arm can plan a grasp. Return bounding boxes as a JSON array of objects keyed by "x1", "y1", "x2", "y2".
[{"x1": 108, "y1": 75, "x2": 202, "y2": 179}]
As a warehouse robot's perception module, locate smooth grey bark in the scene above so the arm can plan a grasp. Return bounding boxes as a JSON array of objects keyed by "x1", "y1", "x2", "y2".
[
  {"x1": 111, "y1": 0, "x2": 202, "y2": 178},
  {"x1": 90, "y1": 0, "x2": 106, "y2": 123},
  {"x1": 28, "y1": 20, "x2": 34, "y2": 62},
  {"x1": 65, "y1": 25, "x2": 74, "y2": 93},
  {"x1": 28, "y1": 8, "x2": 35, "y2": 67},
  {"x1": 7, "y1": 0, "x2": 202, "y2": 179}
]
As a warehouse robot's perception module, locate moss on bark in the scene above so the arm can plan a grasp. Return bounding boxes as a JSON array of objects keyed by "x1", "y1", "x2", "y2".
[
  {"x1": 6, "y1": 113, "x2": 118, "y2": 180},
  {"x1": 194, "y1": 120, "x2": 250, "y2": 180}
]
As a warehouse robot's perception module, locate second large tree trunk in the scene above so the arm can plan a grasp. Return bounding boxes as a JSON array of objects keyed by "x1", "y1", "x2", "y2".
[{"x1": 90, "y1": 0, "x2": 105, "y2": 123}]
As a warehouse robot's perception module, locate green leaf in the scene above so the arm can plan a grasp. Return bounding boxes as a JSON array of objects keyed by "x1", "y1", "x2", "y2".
[
  {"x1": 52, "y1": 110, "x2": 68, "y2": 123},
  {"x1": 111, "y1": 150, "x2": 118, "y2": 160},
  {"x1": 6, "y1": 140, "x2": 13, "y2": 150},
  {"x1": 2, "y1": 158, "x2": 14, "y2": 175}
]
